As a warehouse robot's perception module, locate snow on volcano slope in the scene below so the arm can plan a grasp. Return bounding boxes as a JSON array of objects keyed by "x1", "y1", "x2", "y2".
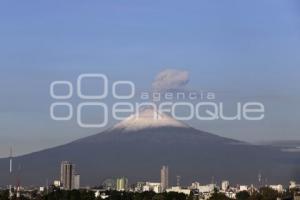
[{"x1": 112, "y1": 107, "x2": 188, "y2": 131}]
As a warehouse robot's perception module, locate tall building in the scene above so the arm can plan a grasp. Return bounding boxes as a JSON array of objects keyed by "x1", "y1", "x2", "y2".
[
  {"x1": 160, "y1": 165, "x2": 169, "y2": 192},
  {"x1": 116, "y1": 177, "x2": 128, "y2": 191},
  {"x1": 73, "y1": 174, "x2": 80, "y2": 190},
  {"x1": 60, "y1": 161, "x2": 74, "y2": 190}
]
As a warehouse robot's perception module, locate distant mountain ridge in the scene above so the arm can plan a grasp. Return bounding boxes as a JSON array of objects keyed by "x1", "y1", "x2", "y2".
[{"x1": 0, "y1": 108, "x2": 299, "y2": 186}]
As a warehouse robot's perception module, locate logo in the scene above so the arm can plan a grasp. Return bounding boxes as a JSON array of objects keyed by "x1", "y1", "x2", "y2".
[{"x1": 50, "y1": 73, "x2": 265, "y2": 128}]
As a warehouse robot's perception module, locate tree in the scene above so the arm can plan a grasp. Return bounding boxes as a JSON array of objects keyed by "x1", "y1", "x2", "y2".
[
  {"x1": 236, "y1": 191, "x2": 250, "y2": 200},
  {"x1": 208, "y1": 191, "x2": 233, "y2": 200},
  {"x1": 259, "y1": 187, "x2": 279, "y2": 200},
  {"x1": 165, "y1": 192, "x2": 187, "y2": 200},
  {"x1": 0, "y1": 190, "x2": 9, "y2": 200},
  {"x1": 152, "y1": 193, "x2": 166, "y2": 200}
]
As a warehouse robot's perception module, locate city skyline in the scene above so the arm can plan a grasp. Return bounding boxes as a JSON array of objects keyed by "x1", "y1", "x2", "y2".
[{"x1": 3, "y1": 160, "x2": 300, "y2": 200}]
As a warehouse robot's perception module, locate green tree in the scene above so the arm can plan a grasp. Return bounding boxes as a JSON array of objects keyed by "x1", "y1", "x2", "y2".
[
  {"x1": 236, "y1": 191, "x2": 250, "y2": 200},
  {"x1": 165, "y1": 192, "x2": 187, "y2": 200},
  {"x1": 152, "y1": 193, "x2": 166, "y2": 200},
  {"x1": 0, "y1": 190, "x2": 9, "y2": 200},
  {"x1": 208, "y1": 191, "x2": 233, "y2": 200},
  {"x1": 259, "y1": 187, "x2": 279, "y2": 200}
]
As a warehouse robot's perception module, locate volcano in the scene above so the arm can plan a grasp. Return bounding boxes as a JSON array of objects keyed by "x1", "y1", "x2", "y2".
[{"x1": 0, "y1": 108, "x2": 299, "y2": 186}]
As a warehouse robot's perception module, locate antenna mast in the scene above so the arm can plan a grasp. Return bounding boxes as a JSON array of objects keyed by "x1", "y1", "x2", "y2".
[
  {"x1": 9, "y1": 147, "x2": 13, "y2": 199},
  {"x1": 176, "y1": 175, "x2": 181, "y2": 187}
]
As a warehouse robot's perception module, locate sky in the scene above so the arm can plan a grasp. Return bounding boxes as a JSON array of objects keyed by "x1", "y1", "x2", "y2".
[{"x1": 0, "y1": 0, "x2": 300, "y2": 157}]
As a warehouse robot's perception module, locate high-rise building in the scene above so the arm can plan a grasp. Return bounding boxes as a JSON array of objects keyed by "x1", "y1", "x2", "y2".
[
  {"x1": 160, "y1": 165, "x2": 169, "y2": 192},
  {"x1": 60, "y1": 161, "x2": 74, "y2": 190},
  {"x1": 116, "y1": 177, "x2": 128, "y2": 191},
  {"x1": 73, "y1": 174, "x2": 80, "y2": 189}
]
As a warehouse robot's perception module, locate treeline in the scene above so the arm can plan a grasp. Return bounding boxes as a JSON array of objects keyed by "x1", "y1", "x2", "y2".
[
  {"x1": 43, "y1": 190, "x2": 188, "y2": 200},
  {"x1": 0, "y1": 187, "x2": 298, "y2": 200},
  {"x1": 210, "y1": 187, "x2": 294, "y2": 200}
]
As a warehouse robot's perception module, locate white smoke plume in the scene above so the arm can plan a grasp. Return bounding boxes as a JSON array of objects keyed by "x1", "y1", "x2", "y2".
[{"x1": 152, "y1": 69, "x2": 189, "y2": 92}]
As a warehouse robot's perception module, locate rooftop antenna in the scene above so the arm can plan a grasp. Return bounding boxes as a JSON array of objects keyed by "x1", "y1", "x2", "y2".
[
  {"x1": 46, "y1": 178, "x2": 49, "y2": 195},
  {"x1": 176, "y1": 175, "x2": 181, "y2": 187},
  {"x1": 258, "y1": 171, "x2": 262, "y2": 187},
  {"x1": 16, "y1": 164, "x2": 21, "y2": 198},
  {"x1": 9, "y1": 147, "x2": 13, "y2": 199},
  {"x1": 9, "y1": 147, "x2": 12, "y2": 173}
]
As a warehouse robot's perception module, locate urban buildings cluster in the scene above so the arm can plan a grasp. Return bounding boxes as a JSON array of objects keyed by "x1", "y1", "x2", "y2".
[
  {"x1": 50, "y1": 162, "x2": 300, "y2": 199},
  {"x1": 3, "y1": 161, "x2": 300, "y2": 200}
]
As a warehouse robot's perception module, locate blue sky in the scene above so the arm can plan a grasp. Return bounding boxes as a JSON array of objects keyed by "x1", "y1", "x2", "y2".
[{"x1": 0, "y1": 0, "x2": 300, "y2": 157}]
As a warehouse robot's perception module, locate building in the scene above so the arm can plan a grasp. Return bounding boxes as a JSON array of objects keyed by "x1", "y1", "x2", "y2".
[
  {"x1": 197, "y1": 184, "x2": 216, "y2": 193},
  {"x1": 160, "y1": 165, "x2": 169, "y2": 191},
  {"x1": 289, "y1": 181, "x2": 300, "y2": 190},
  {"x1": 239, "y1": 185, "x2": 248, "y2": 191},
  {"x1": 269, "y1": 184, "x2": 284, "y2": 193},
  {"x1": 189, "y1": 182, "x2": 200, "y2": 190},
  {"x1": 221, "y1": 180, "x2": 230, "y2": 191},
  {"x1": 189, "y1": 183, "x2": 217, "y2": 200},
  {"x1": 60, "y1": 161, "x2": 75, "y2": 190},
  {"x1": 166, "y1": 186, "x2": 191, "y2": 195},
  {"x1": 135, "y1": 182, "x2": 146, "y2": 192},
  {"x1": 290, "y1": 181, "x2": 297, "y2": 189},
  {"x1": 116, "y1": 177, "x2": 128, "y2": 191},
  {"x1": 73, "y1": 174, "x2": 80, "y2": 189},
  {"x1": 53, "y1": 180, "x2": 61, "y2": 187},
  {"x1": 95, "y1": 190, "x2": 109, "y2": 199},
  {"x1": 142, "y1": 182, "x2": 161, "y2": 193},
  {"x1": 294, "y1": 192, "x2": 300, "y2": 200},
  {"x1": 102, "y1": 178, "x2": 116, "y2": 190}
]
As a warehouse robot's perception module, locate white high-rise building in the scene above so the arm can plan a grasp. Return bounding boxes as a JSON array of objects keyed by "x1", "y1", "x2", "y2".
[
  {"x1": 160, "y1": 165, "x2": 169, "y2": 192},
  {"x1": 116, "y1": 177, "x2": 128, "y2": 191},
  {"x1": 73, "y1": 174, "x2": 80, "y2": 190}
]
